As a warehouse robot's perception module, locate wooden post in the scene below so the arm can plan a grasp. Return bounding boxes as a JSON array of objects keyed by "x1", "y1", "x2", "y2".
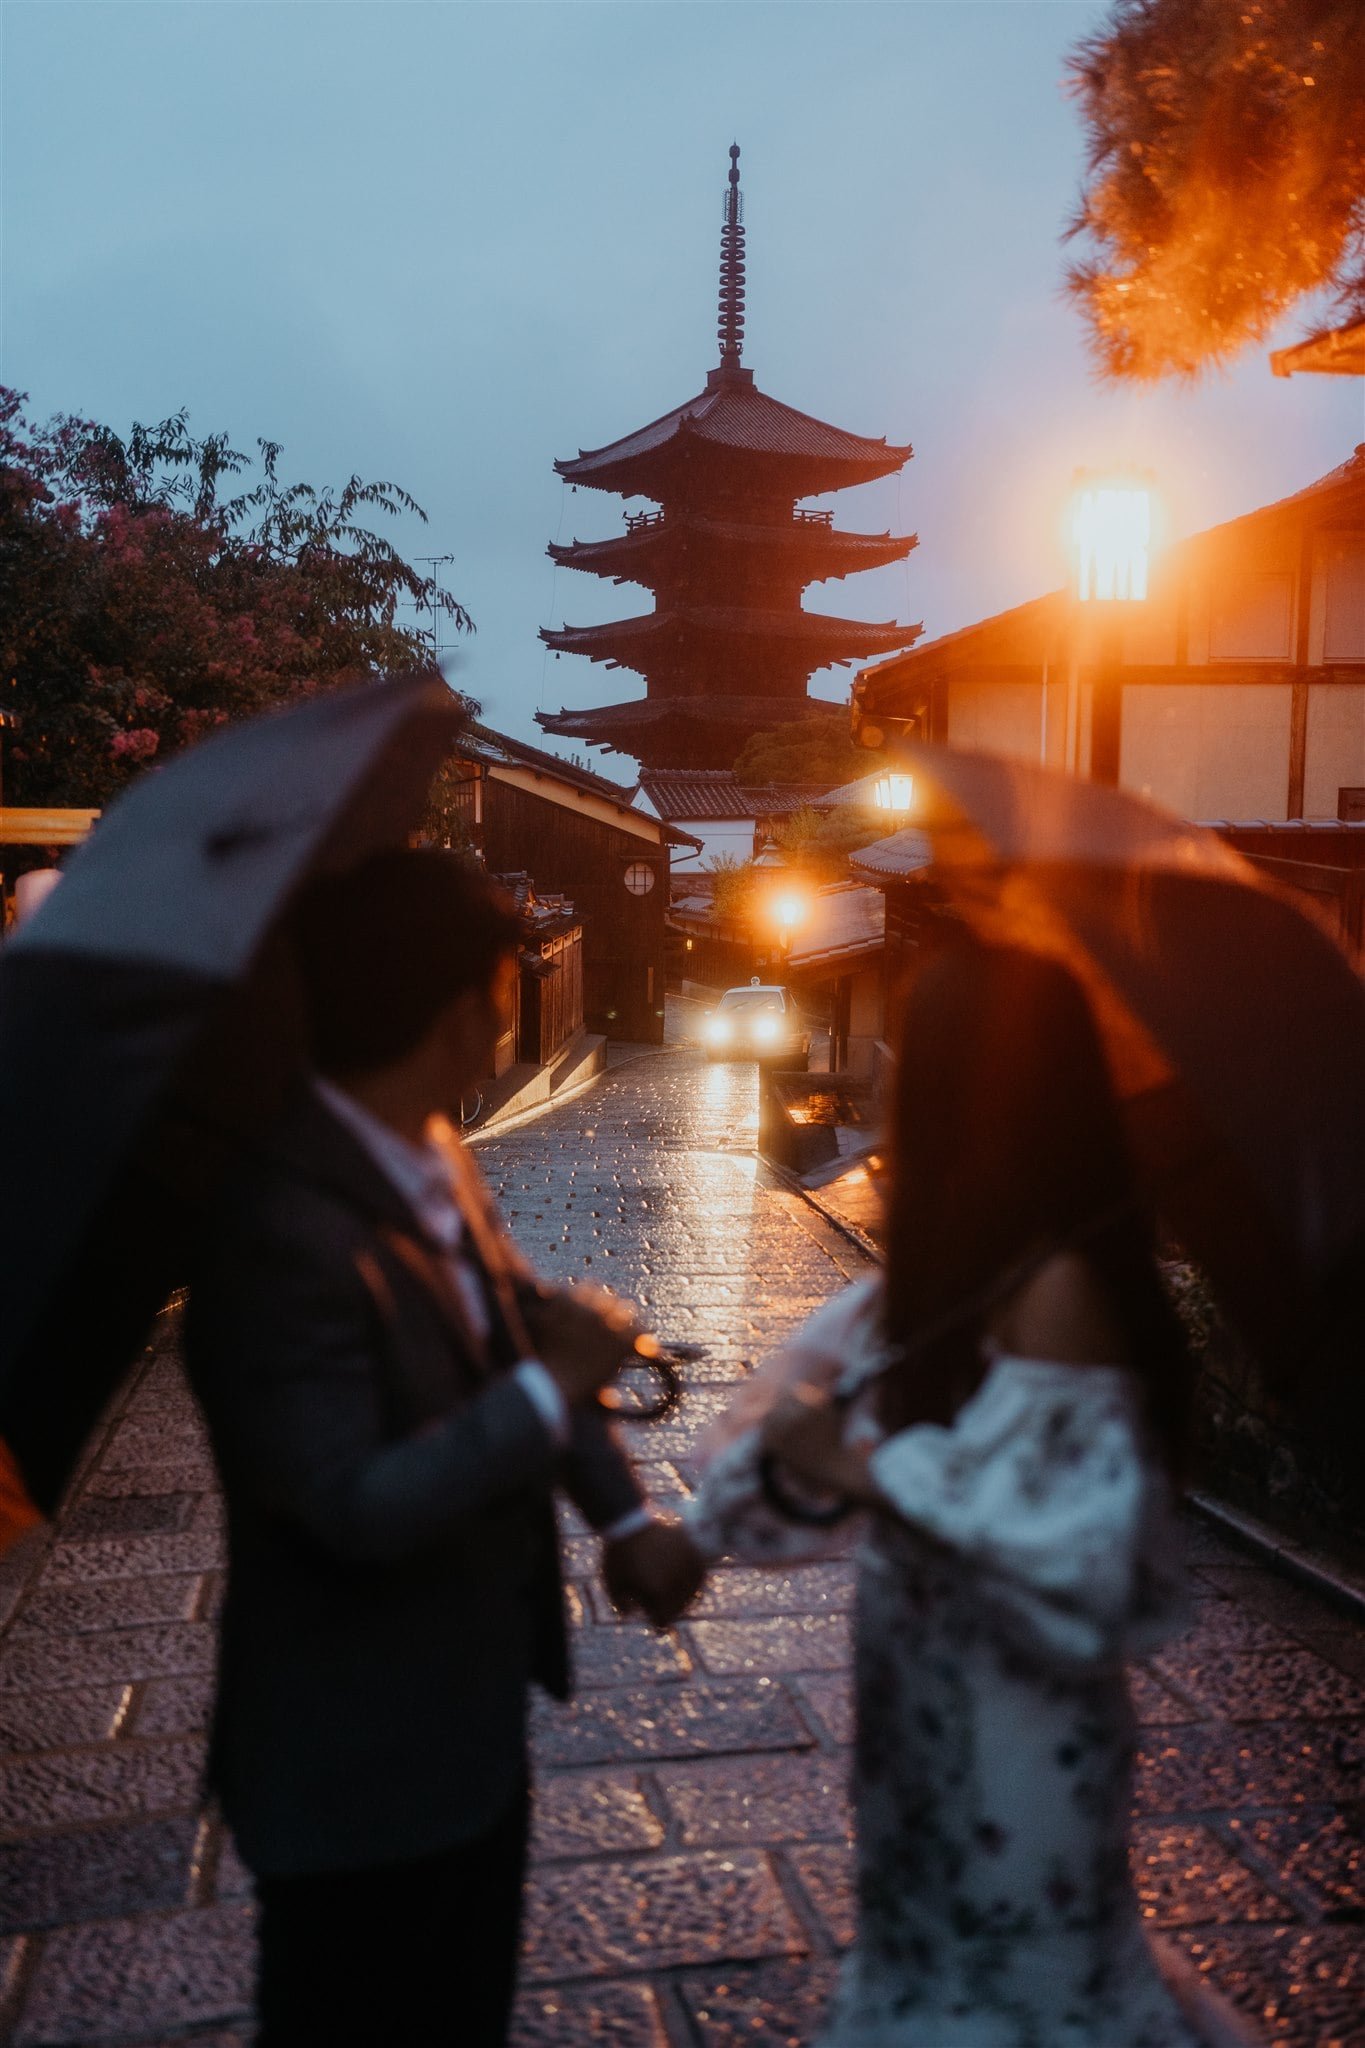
[
  {"x1": 1089, "y1": 620, "x2": 1125, "y2": 787},
  {"x1": 1287, "y1": 527, "x2": 1315, "y2": 819}
]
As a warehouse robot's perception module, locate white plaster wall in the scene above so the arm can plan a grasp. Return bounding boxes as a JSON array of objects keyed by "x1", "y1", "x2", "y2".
[
  {"x1": 946, "y1": 681, "x2": 1047, "y2": 764},
  {"x1": 1116, "y1": 601, "x2": 1180, "y2": 666},
  {"x1": 670, "y1": 819, "x2": 757, "y2": 873},
  {"x1": 1121, "y1": 684, "x2": 1292, "y2": 820},
  {"x1": 1305, "y1": 684, "x2": 1365, "y2": 818},
  {"x1": 1189, "y1": 535, "x2": 1299, "y2": 665},
  {"x1": 1209, "y1": 570, "x2": 1295, "y2": 660}
]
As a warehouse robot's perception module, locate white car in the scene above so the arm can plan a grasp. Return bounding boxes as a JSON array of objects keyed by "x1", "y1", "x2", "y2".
[{"x1": 701, "y1": 982, "x2": 810, "y2": 1068}]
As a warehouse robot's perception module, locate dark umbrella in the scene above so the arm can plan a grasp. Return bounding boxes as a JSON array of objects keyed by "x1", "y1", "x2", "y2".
[
  {"x1": 0, "y1": 674, "x2": 464, "y2": 1523},
  {"x1": 889, "y1": 741, "x2": 1365, "y2": 1377}
]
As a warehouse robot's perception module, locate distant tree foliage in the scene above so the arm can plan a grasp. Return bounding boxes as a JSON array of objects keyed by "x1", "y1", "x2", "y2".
[
  {"x1": 706, "y1": 852, "x2": 756, "y2": 928},
  {"x1": 730, "y1": 715, "x2": 869, "y2": 788},
  {"x1": 1064, "y1": 0, "x2": 1365, "y2": 380},
  {"x1": 774, "y1": 804, "x2": 876, "y2": 882},
  {"x1": 0, "y1": 389, "x2": 473, "y2": 811}
]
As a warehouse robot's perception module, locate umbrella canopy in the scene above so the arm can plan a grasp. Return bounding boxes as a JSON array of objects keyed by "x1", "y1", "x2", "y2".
[
  {"x1": 891, "y1": 742, "x2": 1365, "y2": 1375},
  {"x1": 0, "y1": 674, "x2": 464, "y2": 1519}
]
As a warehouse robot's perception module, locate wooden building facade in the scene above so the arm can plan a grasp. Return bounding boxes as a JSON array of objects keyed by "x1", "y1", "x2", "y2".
[{"x1": 447, "y1": 726, "x2": 696, "y2": 1045}]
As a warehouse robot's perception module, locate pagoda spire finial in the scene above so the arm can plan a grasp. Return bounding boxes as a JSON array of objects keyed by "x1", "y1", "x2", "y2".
[{"x1": 717, "y1": 141, "x2": 746, "y2": 374}]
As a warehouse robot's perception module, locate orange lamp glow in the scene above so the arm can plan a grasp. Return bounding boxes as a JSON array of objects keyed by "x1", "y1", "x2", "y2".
[
  {"x1": 769, "y1": 887, "x2": 809, "y2": 934},
  {"x1": 873, "y1": 772, "x2": 913, "y2": 814}
]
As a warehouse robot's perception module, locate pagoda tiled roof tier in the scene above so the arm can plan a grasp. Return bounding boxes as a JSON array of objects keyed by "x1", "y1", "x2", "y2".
[
  {"x1": 548, "y1": 511, "x2": 918, "y2": 586},
  {"x1": 639, "y1": 769, "x2": 836, "y2": 821},
  {"x1": 540, "y1": 605, "x2": 922, "y2": 670},
  {"x1": 536, "y1": 692, "x2": 842, "y2": 770},
  {"x1": 555, "y1": 365, "x2": 913, "y2": 500}
]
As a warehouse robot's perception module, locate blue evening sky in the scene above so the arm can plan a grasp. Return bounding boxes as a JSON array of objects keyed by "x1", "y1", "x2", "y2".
[{"x1": 3, "y1": 1, "x2": 1360, "y2": 773}]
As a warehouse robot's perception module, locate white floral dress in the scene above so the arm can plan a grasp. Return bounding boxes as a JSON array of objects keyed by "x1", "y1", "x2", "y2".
[{"x1": 689, "y1": 1277, "x2": 1239, "y2": 2048}]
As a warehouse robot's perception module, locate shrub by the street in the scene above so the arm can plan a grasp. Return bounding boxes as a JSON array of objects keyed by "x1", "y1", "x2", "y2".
[{"x1": 707, "y1": 854, "x2": 756, "y2": 929}]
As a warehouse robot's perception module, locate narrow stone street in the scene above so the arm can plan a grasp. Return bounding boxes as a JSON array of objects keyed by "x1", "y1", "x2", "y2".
[{"x1": 1, "y1": 1041, "x2": 1363, "y2": 2045}]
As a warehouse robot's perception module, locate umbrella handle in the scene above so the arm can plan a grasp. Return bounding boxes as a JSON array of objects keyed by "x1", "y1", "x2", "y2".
[
  {"x1": 598, "y1": 1337, "x2": 683, "y2": 1423},
  {"x1": 757, "y1": 1448, "x2": 856, "y2": 1526}
]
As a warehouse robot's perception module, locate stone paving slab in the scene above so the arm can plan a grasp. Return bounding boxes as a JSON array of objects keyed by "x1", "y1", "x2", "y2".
[
  {"x1": 530, "y1": 1678, "x2": 814, "y2": 1770},
  {"x1": 529, "y1": 1771, "x2": 665, "y2": 1862},
  {"x1": 521, "y1": 1849, "x2": 805, "y2": 1983},
  {"x1": 1227, "y1": 1807, "x2": 1365, "y2": 1920},
  {"x1": 13, "y1": 1904, "x2": 255, "y2": 2046},
  {"x1": 38, "y1": 1536, "x2": 222, "y2": 1590},
  {"x1": 0, "y1": 1740, "x2": 205, "y2": 1841},
  {"x1": 687, "y1": 1615, "x2": 852, "y2": 1678},
  {"x1": 1173, "y1": 1925, "x2": 1365, "y2": 2048},
  {"x1": 14, "y1": 1580, "x2": 204, "y2": 1640},
  {"x1": 0, "y1": 1692, "x2": 131, "y2": 1758},
  {"x1": 0, "y1": 1818, "x2": 202, "y2": 1935},
  {"x1": 1, "y1": 1046, "x2": 1364, "y2": 2043},
  {"x1": 655, "y1": 1754, "x2": 853, "y2": 1851}
]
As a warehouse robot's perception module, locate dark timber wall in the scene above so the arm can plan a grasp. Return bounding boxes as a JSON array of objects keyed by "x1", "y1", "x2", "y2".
[{"x1": 482, "y1": 782, "x2": 667, "y2": 1043}]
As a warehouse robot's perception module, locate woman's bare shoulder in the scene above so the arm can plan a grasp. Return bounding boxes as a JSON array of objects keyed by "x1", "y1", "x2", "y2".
[{"x1": 991, "y1": 1250, "x2": 1129, "y2": 1368}]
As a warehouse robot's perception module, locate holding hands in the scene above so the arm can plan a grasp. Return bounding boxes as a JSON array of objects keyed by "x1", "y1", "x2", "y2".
[
  {"x1": 604, "y1": 1520, "x2": 706, "y2": 1629},
  {"x1": 518, "y1": 1280, "x2": 706, "y2": 1627}
]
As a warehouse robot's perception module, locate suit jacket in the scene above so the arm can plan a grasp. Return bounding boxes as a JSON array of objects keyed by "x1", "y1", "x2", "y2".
[{"x1": 184, "y1": 1087, "x2": 643, "y2": 1878}]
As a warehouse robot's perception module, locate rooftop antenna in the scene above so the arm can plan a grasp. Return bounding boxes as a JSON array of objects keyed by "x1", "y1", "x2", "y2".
[
  {"x1": 717, "y1": 142, "x2": 746, "y2": 375},
  {"x1": 415, "y1": 554, "x2": 457, "y2": 661}
]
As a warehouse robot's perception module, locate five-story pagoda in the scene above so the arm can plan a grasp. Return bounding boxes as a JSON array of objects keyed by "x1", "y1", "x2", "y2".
[{"x1": 537, "y1": 147, "x2": 922, "y2": 771}]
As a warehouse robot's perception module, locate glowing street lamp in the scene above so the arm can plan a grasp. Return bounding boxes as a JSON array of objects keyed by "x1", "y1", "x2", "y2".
[
  {"x1": 873, "y1": 771, "x2": 914, "y2": 816},
  {"x1": 1063, "y1": 469, "x2": 1157, "y2": 786},
  {"x1": 1070, "y1": 471, "x2": 1153, "y2": 605},
  {"x1": 752, "y1": 838, "x2": 809, "y2": 960},
  {"x1": 768, "y1": 885, "x2": 809, "y2": 944}
]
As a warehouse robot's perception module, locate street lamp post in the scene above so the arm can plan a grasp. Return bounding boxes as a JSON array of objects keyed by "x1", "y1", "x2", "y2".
[
  {"x1": 1066, "y1": 470, "x2": 1155, "y2": 786},
  {"x1": 752, "y1": 837, "x2": 809, "y2": 974}
]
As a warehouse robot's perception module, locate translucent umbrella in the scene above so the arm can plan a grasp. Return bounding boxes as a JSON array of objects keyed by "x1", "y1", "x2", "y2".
[{"x1": 890, "y1": 741, "x2": 1365, "y2": 1380}]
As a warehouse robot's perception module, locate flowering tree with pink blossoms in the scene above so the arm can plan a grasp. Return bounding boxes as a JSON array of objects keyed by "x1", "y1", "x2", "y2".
[{"x1": 0, "y1": 390, "x2": 473, "y2": 813}]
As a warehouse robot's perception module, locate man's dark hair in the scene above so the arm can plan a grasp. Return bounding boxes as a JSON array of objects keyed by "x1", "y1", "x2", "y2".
[{"x1": 290, "y1": 849, "x2": 522, "y2": 1076}]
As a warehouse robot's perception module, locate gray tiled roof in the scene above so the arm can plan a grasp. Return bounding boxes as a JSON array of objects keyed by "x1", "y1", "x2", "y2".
[
  {"x1": 639, "y1": 771, "x2": 833, "y2": 821},
  {"x1": 848, "y1": 827, "x2": 936, "y2": 879},
  {"x1": 789, "y1": 884, "x2": 885, "y2": 969}
]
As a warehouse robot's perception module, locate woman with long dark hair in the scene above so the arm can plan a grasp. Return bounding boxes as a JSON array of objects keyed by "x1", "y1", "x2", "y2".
[{"x1": 689, "y1": 941, "x2": 1234, "y2": 2046}]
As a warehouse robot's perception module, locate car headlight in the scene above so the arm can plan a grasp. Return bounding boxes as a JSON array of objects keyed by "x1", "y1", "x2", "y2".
[
  {"x1": 704, "y1": 1015, "x2": 731, "y2": 1044},
  {"x1": 752, "y1": 1014, "x2": 780, "y2": 1044}
]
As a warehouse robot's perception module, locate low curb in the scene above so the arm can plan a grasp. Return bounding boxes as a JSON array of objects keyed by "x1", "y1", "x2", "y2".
[{"x1": 1187, "y1": 1489, "x2": 1365, "y2": 1624}]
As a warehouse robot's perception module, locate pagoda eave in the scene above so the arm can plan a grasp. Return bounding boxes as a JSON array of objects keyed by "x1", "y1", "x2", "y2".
[
  {"x1": 536, "y1": 691, "x2": 845, "y2": 769},
  {"x1": 547, "y1": 525, "x2": 918, "y2": 584},
  {"x1": 539, "y1": 611, "x2": 923, "y2": 667},
  {"x1": 555, "y1": 446, "x2": 912, "y2": 503}
]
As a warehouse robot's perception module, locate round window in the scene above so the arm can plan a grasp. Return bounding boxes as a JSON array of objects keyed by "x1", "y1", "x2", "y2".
[{"x1": 623, "y1": 862, "x2": 656, "y2": 896}]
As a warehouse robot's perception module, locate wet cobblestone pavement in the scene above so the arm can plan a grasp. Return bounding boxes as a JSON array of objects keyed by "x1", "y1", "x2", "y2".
[{"x1": 1, "y1": 1042, "x2": 1363, "y2": 2044}]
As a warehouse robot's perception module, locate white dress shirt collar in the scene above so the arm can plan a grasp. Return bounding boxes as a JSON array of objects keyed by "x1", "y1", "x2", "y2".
[{"x1": 311, "y1": 1076, "x2": 463, "y2": 1254}]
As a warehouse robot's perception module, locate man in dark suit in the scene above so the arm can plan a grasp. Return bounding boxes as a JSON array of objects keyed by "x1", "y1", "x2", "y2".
[{"x1": 186, "y1": 849, "x2": 703, "y2": 2045}]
